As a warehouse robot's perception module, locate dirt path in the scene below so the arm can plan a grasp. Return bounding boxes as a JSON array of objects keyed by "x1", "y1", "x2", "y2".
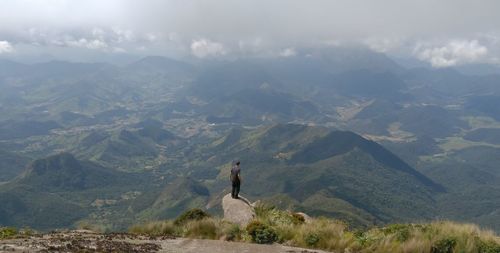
[
  {"x1": 0, "y1": 231, "x2": 332, "y2": 253},
  {"x1": 157, "y1": 238, "x2": 330, "y2": 253}
]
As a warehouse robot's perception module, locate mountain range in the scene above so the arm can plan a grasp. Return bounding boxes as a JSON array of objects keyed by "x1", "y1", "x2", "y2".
[
  {"x1": 0, "y1": 124, "x2": 443, "y2": 230},
  {"x1": 1, "y1": 47, "x2": 500, "y2": 231}
]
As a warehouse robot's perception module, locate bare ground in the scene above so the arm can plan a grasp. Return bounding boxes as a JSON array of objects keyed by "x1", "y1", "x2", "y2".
[{"x1": 0, "y1": 230, "x2": 332, "y2": 253}]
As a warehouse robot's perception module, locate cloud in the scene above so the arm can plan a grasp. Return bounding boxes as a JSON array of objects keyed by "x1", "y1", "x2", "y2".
[
  {"x1": 6, "y1": 26, "x2": 163, "y2": 53},
  {"x1": 111, "y1": 28, "x2": 135, "y2": 43},
  {"x1": 1, "y1": 1, "x2": 500, "y2": 61},
  {"x1": 279, "y1": 48, "x2": 297, "y2": 57},
  {"x1": 363, "y1": 37, "x2": 404, "y2": 53},
  {"x1": 190, "y1": 39, "x2": 226, "y2": 58},
  {"x1": 0, "y1": 40, "x2": 13, "y2": 53},
  {"x1": 415, "y1": 40, "x2": 488, "y2": 67},
  {"x1": 64, "y1": 38, "x2": 108, "y2": 50}
]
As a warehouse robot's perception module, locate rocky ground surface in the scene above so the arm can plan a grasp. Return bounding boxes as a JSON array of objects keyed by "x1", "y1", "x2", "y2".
[{"x1": 0, "y1": 230, "x2": 331, "y2": 253}]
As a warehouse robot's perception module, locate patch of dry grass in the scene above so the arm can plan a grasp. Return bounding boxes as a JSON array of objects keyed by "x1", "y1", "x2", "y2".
[
  {"x1": 129, "y1": 220, "x2": 179, "y2": 236},
  {"x1": 129, "y1": 208, "x2": 500, "y2": 253}
]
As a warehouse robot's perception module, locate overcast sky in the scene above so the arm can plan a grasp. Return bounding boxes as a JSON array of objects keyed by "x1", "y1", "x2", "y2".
[{"x1": 1, "y1": 0, "x2": 499, "y2": 67}]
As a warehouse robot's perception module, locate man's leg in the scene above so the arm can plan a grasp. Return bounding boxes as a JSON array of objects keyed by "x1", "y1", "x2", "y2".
[
  {"x1": 235, "y1": 181, "x2": 240, "y2": 198},
  {"x1": 231, "y1": 184, "x2": 236, "y2": 198}
]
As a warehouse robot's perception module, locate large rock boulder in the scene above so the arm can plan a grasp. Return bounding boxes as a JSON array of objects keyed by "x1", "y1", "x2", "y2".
[{"x1": 222, "y1": 194, "x2": 255, "y2": 226}]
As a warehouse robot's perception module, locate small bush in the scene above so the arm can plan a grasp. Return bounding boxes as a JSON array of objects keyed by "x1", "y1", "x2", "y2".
[
  {"x1": 431, "y1": 237, "x2": 457, "y2": 253},
  {"x1": 246, "y1": 220, "x2": 278, "y2": 244},
  {"x1": 305, "y1": 232, "x2": 320, "y2": 247},
  {"x1": 354, "y1": 230, "x2": 369, "y2": 246},
  {"x1": 478, "y1": 240, "x2": 500, "y2": 253},
  {"x1": 254, "y1": 203, "x2": 306, "y2": 227},
  {"x1": 254, "y1": 203, "x2": 275, "y2": 219},
  {"x1": 0, "y1": 227, "x2": 18, "y2": 239},
  {"x1": 224, "y1": 224, "x2": 242, "y2": 241},
  {"x1": 267, "y1": 209, "x2": 293, "y2": 225},
  {"x1": 383, "y1": 224, "x2": 411, "y2": 242},
  {"x1": 174, "y1": 208, "x2": 210, "y2": 226},
  {"x1": 255, "y1": 228, "x2": 278, "y2": 244}
]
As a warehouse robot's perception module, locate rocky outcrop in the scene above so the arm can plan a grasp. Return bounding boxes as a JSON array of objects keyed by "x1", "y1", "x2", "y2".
[
  {"x1": 222, "y1": 194, "x2": 255, "y2": 226},
  {"x1": 295, "y1": 212, "x2": 312, "y2": 224}
]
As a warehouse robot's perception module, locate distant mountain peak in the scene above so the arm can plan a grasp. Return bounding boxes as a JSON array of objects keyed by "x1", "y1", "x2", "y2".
[{"x1": 289, "y1": 129, "x2": 444, "y2": 191}]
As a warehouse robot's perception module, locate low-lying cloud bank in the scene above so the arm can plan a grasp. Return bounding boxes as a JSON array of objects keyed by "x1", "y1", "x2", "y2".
[{"x1": 1, "y1": 0, "x2": 499, "y2": 67}]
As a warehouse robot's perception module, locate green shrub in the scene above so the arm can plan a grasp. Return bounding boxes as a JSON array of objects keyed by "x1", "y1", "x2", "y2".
[
  {"x1": 431, "y1": 237, "x2": 457, "y2": 253},
  {"x1": 255, "y1": 228, "x2": 278, "y2": 244},
  {"x1": 254, "y1": 203, "x2": 275, "y2": 219},
  {"x1": 267, "y1": 209, "x2": 293, "y2": 225},
  {"x1": 246, "y1": 220, "x2": 278, "y2": 244},
  {"x1": 354, "y1": 230, "x2": 369, "y2": 246},
  {"x1": 382, "y1": 224, "x2": 411, "y2": 242},
  {"x1": 304, "y1": 232, "x2": 320, "y2": 247},
  {"x1": 174, "y1": 208, "x2": 210, "y2": 226},
  {"x1": 254, "y1": 203, "x2": 305, "y2": 226},
  {"x1": 224, "y1": 224, "x2": 242, "y2": 241},
  {"x1": 478, "y1": 240, "x2": 500, "y2": 253},
  {"x1": 0, "y1": 227, "x2": 18, "y2": 239},
  {"x1": 415, "y1": 224, "x2": 432, "y2": 233}
]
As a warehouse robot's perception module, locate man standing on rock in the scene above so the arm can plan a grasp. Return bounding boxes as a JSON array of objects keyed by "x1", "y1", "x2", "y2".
[{"x1": 230, "y1": 160, "x2": 241, "y2": 199}]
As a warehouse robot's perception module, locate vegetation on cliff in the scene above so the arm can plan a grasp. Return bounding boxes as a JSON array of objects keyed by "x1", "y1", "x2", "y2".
[{"x1": 129, "y1": 206, "x2": 500, "y2": 253}]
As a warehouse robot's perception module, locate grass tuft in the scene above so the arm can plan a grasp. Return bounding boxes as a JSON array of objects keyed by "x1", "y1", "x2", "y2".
[
  {"x1": 129, "y1": 220, "x2": 179, "y2": 236},
  {"x1": 184, "y1": 218, "x2": 219, "y2": 239},
  {"x1": 0, "y1": 227, "x2": 18, "y2": 239}
]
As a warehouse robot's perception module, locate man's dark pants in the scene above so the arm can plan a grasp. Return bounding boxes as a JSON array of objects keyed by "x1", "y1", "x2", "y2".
[{"x1": 231, "y1": 180, "x2": 240, "y2": 198}]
